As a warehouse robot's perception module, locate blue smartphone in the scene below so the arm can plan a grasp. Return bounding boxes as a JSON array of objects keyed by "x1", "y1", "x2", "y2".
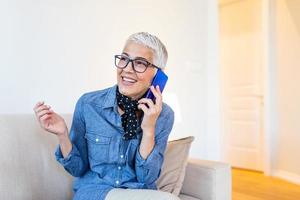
[{"x1": 144, "y1": 69, "x2": 168, "y2": 100}]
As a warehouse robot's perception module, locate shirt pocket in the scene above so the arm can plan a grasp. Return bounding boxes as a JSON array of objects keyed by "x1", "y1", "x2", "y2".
[{"x1": 85, "y1": 133, "x2": 111, "y2": 163}]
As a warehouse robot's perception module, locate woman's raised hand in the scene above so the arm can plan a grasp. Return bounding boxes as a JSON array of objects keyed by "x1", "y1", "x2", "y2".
[{"x1": 33, "y1": 101, "x2": 68, "y2": 137}]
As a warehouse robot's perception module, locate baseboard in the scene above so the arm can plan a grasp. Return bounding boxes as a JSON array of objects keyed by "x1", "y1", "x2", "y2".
[{"x1": 272, "y1": 170, "x2": 300, "y2": 185}]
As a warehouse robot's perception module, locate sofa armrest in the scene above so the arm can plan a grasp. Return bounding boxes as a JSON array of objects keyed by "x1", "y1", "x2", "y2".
[{"x1": 179, "y1": 159, "x2": 231, "y2": 200}]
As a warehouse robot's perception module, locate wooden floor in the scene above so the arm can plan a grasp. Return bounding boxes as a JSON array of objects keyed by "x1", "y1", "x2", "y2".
[{"x1": 232, "y1": 168, "x2": 300, "y2": 200}]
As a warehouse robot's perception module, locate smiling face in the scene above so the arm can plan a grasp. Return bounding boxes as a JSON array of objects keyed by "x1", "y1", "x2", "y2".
[{"x1": 117, "y1": 42, "x2": 157, "y2": 100}]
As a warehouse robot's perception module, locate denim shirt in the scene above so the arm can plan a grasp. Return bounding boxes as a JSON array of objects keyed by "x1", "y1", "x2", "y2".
[{"x1": 55, "y1": 85, "x2": 174, "y2": 198}]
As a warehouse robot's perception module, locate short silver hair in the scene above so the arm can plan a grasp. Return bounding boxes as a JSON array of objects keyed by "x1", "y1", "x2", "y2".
[{"x1": 124, "y1": 32, "x2": 168, "y2": 69}]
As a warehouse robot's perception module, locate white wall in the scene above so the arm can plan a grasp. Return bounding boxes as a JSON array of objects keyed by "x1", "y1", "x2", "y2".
[
  {"x1": 272, "y1": 0, "x2": 300, "y2": 184},
  {"x1": 0, "y1": 0, "x2": 221, "y2": 160}
]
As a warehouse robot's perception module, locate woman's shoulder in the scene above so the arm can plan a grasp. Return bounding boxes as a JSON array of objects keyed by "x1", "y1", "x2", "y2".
[
  {"x1": 158, "y1": 102, "x2": 175, "y2": 126},
  {"x1": 153, "y1": 102, "x2": 175, "y2": 140},
  {"x1": 161, "y1": 102, "x2": 174, "y2": 117},
  {"x1": 77, "y1": 85, "x2": 117, "y2": 106}
]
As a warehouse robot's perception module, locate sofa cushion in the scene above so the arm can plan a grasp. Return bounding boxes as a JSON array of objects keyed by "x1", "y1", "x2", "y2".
[
  {"x1": 0, "y1": 114, "x2": 74, "y2": 200},
  {"x1": 156, "y1": 136, "x2": 194, "y2": 196}
]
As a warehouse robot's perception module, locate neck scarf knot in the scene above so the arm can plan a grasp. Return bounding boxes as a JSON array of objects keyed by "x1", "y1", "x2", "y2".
[{"x1": 116, "y1": 88, "x2": 139, "y2": 140}]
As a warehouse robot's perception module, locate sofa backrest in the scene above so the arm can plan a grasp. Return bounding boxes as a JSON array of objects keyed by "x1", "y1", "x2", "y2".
[{"x1": 0, "y1": 114, "x2": 74, "y2": 200}]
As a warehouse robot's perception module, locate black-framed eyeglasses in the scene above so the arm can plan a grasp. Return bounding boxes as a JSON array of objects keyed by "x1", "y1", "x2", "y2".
[{"x1": 114, "y1": 54, "x2": 159, "y2": 73}]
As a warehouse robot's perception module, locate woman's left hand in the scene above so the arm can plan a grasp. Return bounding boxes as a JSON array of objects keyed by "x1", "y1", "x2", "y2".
[{"x1": 138, "y1": 85, "x2": 162, "y2": 134}]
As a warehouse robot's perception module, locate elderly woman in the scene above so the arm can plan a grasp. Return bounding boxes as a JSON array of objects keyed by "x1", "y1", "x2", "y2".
[{"x1": 33, "y1": 32, "x2": 175, "y2": 200}]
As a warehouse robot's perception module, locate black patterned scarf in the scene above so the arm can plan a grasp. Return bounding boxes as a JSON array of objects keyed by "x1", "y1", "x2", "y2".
[{"x1": 116, "y1": 87, "x2": 140, "y2": 140}]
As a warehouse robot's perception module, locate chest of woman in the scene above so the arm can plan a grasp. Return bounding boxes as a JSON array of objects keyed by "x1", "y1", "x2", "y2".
[{"x1": 83, "y1": 107, "x2": 142, "y2": 168}]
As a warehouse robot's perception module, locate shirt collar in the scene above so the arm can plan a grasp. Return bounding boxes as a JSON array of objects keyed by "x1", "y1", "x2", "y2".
[{"x1": 103, "y1": 84, "x2": 118, "y2": 109}]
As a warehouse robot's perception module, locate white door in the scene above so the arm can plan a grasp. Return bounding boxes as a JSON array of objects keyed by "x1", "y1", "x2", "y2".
[{"x1": 219, "y1": 0, "x2": 264, "y2": 171}]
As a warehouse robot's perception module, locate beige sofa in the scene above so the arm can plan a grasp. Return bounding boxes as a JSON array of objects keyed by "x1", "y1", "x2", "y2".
[{"x1": 0, "y1": 114, "x2": 231, "y2": 200}]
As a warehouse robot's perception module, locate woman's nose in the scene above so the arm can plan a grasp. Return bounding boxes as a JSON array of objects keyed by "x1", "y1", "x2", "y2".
[{"x1": 123, "y1": 61, "x2": 135, "y2": 72}]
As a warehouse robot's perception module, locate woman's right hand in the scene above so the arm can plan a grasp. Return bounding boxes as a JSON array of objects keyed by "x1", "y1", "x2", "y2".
[{"x1": 33, "y1": 101, "x2": 68, "y2": 138}]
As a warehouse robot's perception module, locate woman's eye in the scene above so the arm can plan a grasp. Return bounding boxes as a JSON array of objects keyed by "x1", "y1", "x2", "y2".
[{"x1": 135, "y1": 60, "x2": 147, "y2": 66}]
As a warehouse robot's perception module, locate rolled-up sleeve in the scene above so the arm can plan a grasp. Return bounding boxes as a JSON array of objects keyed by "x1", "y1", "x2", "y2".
[
  {"x1": 54, "y1": 95, "x2": 89, "y2": 177},
  {"x1": 135, "y1": 108, "x2": 174, "y2": 187}
]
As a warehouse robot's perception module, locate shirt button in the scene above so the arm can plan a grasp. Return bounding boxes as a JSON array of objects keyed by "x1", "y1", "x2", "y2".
[
  {"x1": 120, "y1": 155, "x2": 124, "y2": 159},
  {"x1": 115, "y1": 180, "x2": 119, "y2": 185},
  {"x1": 118, "y1": 166, "x2": 121, "y2": 170},
  {"x1": 95, "y1": 138, "x2": 99, "y2": 142}
]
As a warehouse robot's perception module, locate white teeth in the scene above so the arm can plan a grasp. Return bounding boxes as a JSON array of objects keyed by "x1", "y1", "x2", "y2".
[{"x1": 123, "y1": 77, "x2": 136, "y2": 83}]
